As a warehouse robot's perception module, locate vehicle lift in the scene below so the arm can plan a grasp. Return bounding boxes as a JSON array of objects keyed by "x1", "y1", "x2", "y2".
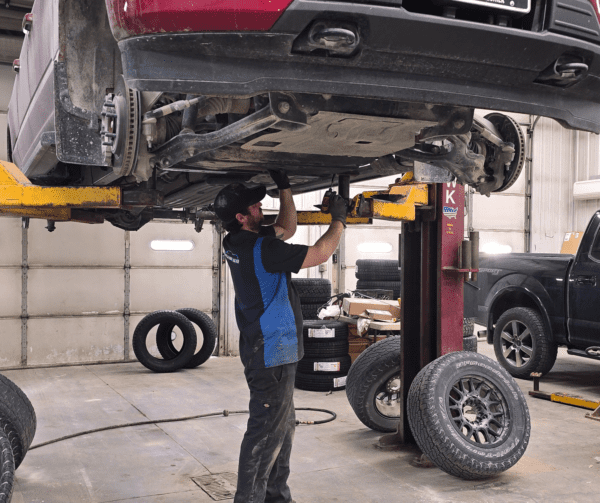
[
  {"x1": 296, "y1": 172, "x2": 479, "y2": 446},
  {"x1": 0, "y1": 157, "x2": 477, "y2": 448}
]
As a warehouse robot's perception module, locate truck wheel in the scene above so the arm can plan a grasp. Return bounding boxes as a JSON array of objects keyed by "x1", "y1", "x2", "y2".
[
  {"x1": 298, "y1": 355, "x2": 351, "y2": 375},
  {"x1": 407, "y1": 352, "x2": 530, "y2": 480},
  {"x1": 301, "y1": 302, "x2": 323, "y2": 320},
  {"x1": 295, "y1": 371, "x2": 347, "y2": 392},
  {"x1": 355, "y1": 259, "x2": 400, "y2": 281},
  {"x1": 463, "y1": 334, "x2": 478, "y2": 352},
  {"x1": 291, "y1": 279, "x2": 331, "y2": 303},
  {"x1": 156, "y1": 309, "x2": 217, "y2": 368},
  {"x1": 493, "y1": 307, "x2": 557, "y2": 379},
  {"x1": 0, "y1": 430, "x2": 14, "y2": 503},
  {"x1": 346, "y1": 336, "x2": 401, "y2": 433},
  {"x1": 303, "y1": 340, "x2": 349, "y2": 358},
  {"x1": 132, "y1": 311, "x2": 197, "y2": 373},
  {"x1": 0, "y1": 374, "x2": 37, "y2": 469}
]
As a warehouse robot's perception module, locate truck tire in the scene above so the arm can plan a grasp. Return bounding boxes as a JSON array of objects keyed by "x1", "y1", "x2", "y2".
[
  {"x1": 298, "y1": 355, "x2": 351, "y2": 375},
  {"x1": 295, "y1": 371, "x2": 347, "y2": 392},
  {"x1": 303, "y1": 320, "x2": 348, "y2": 342},
  {"x1": 463, "y1": 318, "x2": 475, "y2": 338},
  {"x1": 346, "y1": 336, "x2": 401, "y2": 433},
  {"x1": 291, "y1": 279, "x2": 331, "y2": 302},
  {"x1": 303, "y1": 340, "x2": 349, "y2": 358},
  {"x1": 0, "y1": 430, "x2": 14, "y2": 503},
  {"x1": 355, "y1": 259, "x2": 400, "y2": 281},
  {"x1": 355, "y1": 280, "x2": 400, "y2": 298},
  {"x1": 301, "y1": 302, "x2": 323, "y2": 320},
  {"x1": 493, "y1": 307, "x2": 558, "y2": 379},
  {"x1": 407, "y1": 352, "x2": 531, "y2": 480},
  {"x1": 463, "y1": 334, "x2": 478, "y2": 352},
  {"x1": 156, "y1": 308, "x2": 217, "y2": 368},
  {"x1": 0, "y1": 374, "x2": 36, "y2": 469},
  {"x1": 132, "y1": 311, "x2": 197, "y2": 373}
]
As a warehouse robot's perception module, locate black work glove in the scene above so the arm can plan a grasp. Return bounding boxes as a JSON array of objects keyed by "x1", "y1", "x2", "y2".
[
  {"x1": 268, "y1": 169, "x2": 291, "y2": 190},
  {"x1": 329, "y1": 194, "x2": 348, "y2": 228}
]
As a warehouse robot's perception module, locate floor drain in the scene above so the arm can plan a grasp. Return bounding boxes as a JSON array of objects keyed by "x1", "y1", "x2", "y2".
[{"x1": 192, "y1": 472, "x2": 237, "y2": 501}]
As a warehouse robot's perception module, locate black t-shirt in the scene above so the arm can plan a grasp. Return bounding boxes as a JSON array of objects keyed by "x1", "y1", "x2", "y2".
[{"x1": 223, "y1": 226, "x2": 309, "y2": 369}]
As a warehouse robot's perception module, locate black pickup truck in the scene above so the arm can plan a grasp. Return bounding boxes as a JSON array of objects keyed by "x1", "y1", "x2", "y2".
[{"x1": 465, "y1": 210, "x2": 600, "y2": 379}]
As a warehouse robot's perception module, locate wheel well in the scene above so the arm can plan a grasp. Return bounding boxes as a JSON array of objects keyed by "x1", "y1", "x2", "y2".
[
  {"x1": 491, "y1": 292, "x2": 538, "y2": 326},
  {"x1": 490, "y1": 292, "x2": 551, "y2": 341}
]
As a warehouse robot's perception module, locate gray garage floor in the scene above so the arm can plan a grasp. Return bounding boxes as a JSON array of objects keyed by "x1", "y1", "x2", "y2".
[{"x1": 4, "y1": 339, "x2": 600, "y2": 503}]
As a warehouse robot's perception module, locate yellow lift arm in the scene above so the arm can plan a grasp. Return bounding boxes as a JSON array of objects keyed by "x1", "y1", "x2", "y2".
[
  {"x1": 1, "y1": 158, "x2": 428, "y2": 226},
  {"x1": 0, "y1": 160, "x2": 138, "y2": 223},
  {"x1": 297, "y1": 172, "x2": 429, "y2": 225}
]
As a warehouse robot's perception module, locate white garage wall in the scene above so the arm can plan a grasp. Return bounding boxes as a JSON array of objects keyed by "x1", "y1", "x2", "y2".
[
  {"x1": 0, "y1": 217, "x2": 215, "y2": 370},
  {"x1": 530, "y1": 118, "x2": 600, "y2": 253}
]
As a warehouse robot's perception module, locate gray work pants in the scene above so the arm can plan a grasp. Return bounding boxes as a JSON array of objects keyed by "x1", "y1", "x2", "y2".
[{"x1": 234, "y1": 362, "x2": 297, "y2": 503}]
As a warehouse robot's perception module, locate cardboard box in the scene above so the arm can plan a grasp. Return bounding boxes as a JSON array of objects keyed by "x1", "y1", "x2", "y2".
[
  {"x1": 560, "y1": 231, "x2": 584, "y2": 254},
  {"x1": 342, "y1": 298, "x2": 401, "y2": 319},
  {"x1": 366, "y1": 309, "x2": 395, "y2": 322},
  {"x1": 348, "y1": 335, "x2": 371, "y2": 363}
]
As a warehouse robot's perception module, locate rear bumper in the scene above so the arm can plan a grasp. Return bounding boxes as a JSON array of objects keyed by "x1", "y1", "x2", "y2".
[{"x1": 119, "y1": 1, "x2": 600, "y2": 132}]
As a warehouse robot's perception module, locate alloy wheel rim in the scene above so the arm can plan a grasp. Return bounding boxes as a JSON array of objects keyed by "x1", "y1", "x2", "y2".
[
  {"x1": 500, "y1": 320, "x2": 534, "y2": 367},
  {"x1": 375, "y1": 374, "x2": 401, "y2": 418},
  {"x1": 448, "y1": 376, "x2": 508, "y2": 446}
]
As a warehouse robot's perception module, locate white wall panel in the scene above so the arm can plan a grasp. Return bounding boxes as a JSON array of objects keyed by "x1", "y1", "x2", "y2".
[
  {"x1": 130, "y1": 269, "x2": 212, "y2": 313},
  {"x1": 28, "y1": 269, "x2": 124, "y2": 316},
  {"x1": 0, "y1": 217, "x2": 22, "y2": 266},
  {"x1": 130, "y1": 221, "x2": 212, "y2": 267},
  {"x1": 28, "y1": 316, "x2": 124, "y2": 365},
  {"x1": 28, "y1": 220, "x2": 125, "y2": 266},
  {"x1": 479, "y1": 231, "x2": 526, "y2": 254},
  {"x1": 0, "y1": 269, "x2": 22, "y2": 317},
  {"x1": 0, "y1": 319, "x2": 22, "y2": 367},
  {"x1": 472, "y1": 194, "x2": 526, "y2": 231},
  {"x1": 530, "y1": 118, "x2": 600, "y2": 253}
]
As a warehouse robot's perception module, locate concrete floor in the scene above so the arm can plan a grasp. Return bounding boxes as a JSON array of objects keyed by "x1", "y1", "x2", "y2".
[{"x1": 4, "y1": 339, "x2": 600, "y2": 503}]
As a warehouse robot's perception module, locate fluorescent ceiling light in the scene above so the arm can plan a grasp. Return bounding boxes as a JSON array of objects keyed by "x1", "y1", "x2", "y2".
[{"x1": 150, "y1": 240, "x2": 195, "y2": 251}]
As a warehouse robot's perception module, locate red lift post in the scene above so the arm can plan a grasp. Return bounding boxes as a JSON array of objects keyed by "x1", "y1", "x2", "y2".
[{"x1": 397, "y1": 182, "x2": 470, "y2": 444}]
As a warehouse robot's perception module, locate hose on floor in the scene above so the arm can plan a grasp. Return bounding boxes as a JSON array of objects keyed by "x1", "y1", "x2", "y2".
[{"x1": 29, "y1": 407, "x2": 337, "y2": 450}]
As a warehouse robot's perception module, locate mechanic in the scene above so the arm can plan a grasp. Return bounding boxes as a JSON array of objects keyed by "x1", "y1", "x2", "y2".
[{"x1": 213, "y1": 171, "x2": 348, "y2": 503}]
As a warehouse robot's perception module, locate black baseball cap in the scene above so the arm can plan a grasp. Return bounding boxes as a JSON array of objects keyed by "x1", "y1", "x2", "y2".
[{"x1": 213, "y1": 183, "x2": 267, "y2": 223}]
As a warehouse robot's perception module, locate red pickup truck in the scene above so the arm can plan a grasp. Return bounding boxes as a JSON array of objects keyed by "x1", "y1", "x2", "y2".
[{"x1": 8, "y1": 0, "x2": 600, "y2": 229}]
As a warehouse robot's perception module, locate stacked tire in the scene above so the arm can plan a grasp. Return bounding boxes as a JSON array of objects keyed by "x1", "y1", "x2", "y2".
[
  {"x1": 132, "y1": 309, "x2": 217, "y2": 373},
  {"x1": 0, "y1": 373, "x2": 37, "y2": 502},
  {"x1": 292, "y1": 279, "x2": 332, "y2": 320},
  {"x1": 355, "y1": 259, "x2": 401, "y2": 299},
  {"x1": 295, "y1": 320, "x2": 350, "y2": 392}
]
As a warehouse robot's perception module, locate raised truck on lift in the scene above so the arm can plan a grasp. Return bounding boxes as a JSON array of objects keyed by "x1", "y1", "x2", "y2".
[
  {"x1": 8, "y1": 0, "x2": 600, "y2": 228},
  {"x1": 464, "y1": 210, "x2": 600, "y2": 379}
]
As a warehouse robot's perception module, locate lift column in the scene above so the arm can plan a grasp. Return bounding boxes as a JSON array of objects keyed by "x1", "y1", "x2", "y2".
[{"x1": 397, "y1": 181, "x2": 466, "y2": 443}]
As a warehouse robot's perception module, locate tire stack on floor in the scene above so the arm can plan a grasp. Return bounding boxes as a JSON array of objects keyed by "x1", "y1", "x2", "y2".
[
  {"x1": 132, "y1": 308, "x2": 218, "y2": 373},
  {"x1": 355, "y1": 259, "x2": 401, "y2": 299},
  {"x1": 295, "y1": 320, "x2": 351, "y2": 392},
  {"x1": 291, "y1": 278, "x2": 332, "y2": 320},
  {"x1": 0, "y1": 374, "x2": 37, "y2": 503}
]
